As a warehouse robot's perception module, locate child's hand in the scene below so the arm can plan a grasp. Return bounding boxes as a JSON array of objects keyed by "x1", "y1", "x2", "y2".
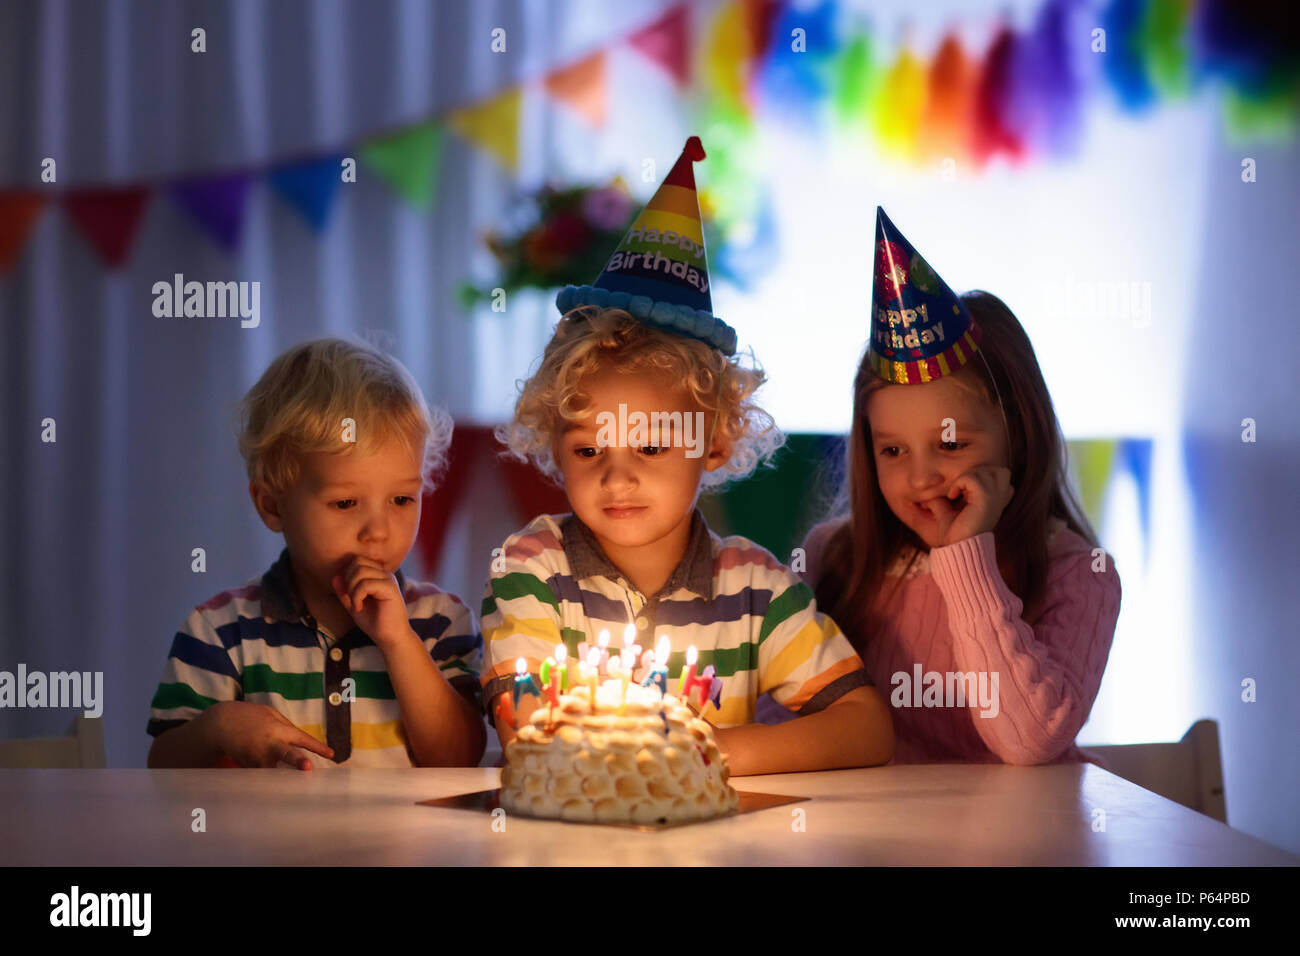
[
  {"x1": 201, "y1": 701, "x2": 335, "y2": 770},
  {"x1": 928, "y1": 465, "x2": 1014, "y2": 547},
  {"x1": 331, "y1": 557, "x2": 412, "y2": 649}
]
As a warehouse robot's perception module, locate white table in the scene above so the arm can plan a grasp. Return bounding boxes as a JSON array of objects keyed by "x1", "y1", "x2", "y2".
[{"x1": 1, "y1": 764, "x2": 1294, "y2": 866}]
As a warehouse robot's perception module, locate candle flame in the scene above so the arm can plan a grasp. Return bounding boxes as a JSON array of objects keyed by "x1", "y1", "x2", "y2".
[
  {"x1": 655, "y1": 634, "x2": 670, "y2": 665},
  {"x1": 515, "y1": 657, "x2": 527, "y2": 675},
  {"x1": 555, "y1": 643, "x2": 567, "y2": 663},
  {"x1": 598, "y1": 629, "x2": 610, "y2": 649},
  {"x1": 622, "y1": 621, "x2": 636, "y2": 644},
  {"x1": 686, "y1": 645, "x2": 698, "y2": 665},
  {"x1": 586, "y1": 647, "x2": 601, "y2": 668}
]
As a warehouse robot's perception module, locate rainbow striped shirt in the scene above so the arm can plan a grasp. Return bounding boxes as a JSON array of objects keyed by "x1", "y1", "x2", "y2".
[
  {"x1": 147, "y1": 549, "x2": 481, "y2": 767},
  {"x1": 480, "y1": 510, "x2": 868, "y2": 727}
]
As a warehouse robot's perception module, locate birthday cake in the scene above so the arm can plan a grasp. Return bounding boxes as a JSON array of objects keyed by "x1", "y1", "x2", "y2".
[{"x1": 499, "y1": 679, "x2": 739, "y2": 825}]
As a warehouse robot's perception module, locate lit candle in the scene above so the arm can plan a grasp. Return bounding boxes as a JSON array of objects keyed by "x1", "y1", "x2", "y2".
[
  {"x1": 641, "y1": 635, "x2": 670, "y2": 698},
  {"x1": 597, "y1": 629, "x2": 611, "y2": 676},
  {"x1": 584, "y1": 647, "x2": 601, "y2": 706},
  {"x1": 679, "y1": 645, "x2": 699, "y2": 700},
  {"x1": 556, "y1": 643, "x2": 570, "y2": 691},
  {"x1": 616, "y1": 647, "x2": 636, "y2": 714},
  {"x1": 638, "y1": 648, "x2": 654, "y2": 684},
  {"x1": 622, "y1": 621, "x2": 636, "y2": 660},
  {"x1": 512, "y1": 657, "x2": 541, "y2": 712},
  {"x1": 539, "y1": 651, "x2": 560, "y2": 709}
]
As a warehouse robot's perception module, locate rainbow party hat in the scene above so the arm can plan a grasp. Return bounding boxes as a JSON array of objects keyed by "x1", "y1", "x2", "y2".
[
  {"x1": 556, "y1": 136, "x2": 737, "y2": 355},
  {"x1": 868, "y1": 206, "x2": 981, "y2": 384}
]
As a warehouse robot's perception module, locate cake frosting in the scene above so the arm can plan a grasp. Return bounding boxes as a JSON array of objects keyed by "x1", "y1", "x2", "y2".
[{"x1": 499, "y1": 679, "x2": 739, "y2": 824}]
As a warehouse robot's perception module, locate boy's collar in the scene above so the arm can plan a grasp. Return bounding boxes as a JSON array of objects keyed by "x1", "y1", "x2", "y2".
[
  {"x1": 562, "y1": 508, "x2": 714, "y2": 600},
  {"x1": 260, "y1": 548, "x2": 407, "y2": 624}
]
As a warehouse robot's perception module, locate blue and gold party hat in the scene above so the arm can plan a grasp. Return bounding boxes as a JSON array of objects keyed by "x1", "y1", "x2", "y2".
[{"x1": 868, "y1": 206, "x2": 981, "y2": 383}]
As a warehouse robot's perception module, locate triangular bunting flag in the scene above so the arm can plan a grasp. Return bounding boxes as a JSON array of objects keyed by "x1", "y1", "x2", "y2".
[
  {"x1": 0, "y1": 193, "x2": 47, "y2": 273},
  {"x1": 359, "y1": 123, "x2": 443, "y2": 209},
  {"x1": 972, "y1": 26, "x2": 1027, "y2": 165},
  {"x1": 1069, "y1": 439, "x2": 1118, "y2": 531},
  {"x1": 920, "y1": 33, "x2": 977, "y2": 164},
  {"x1": 446, "y1": 88, "x2": 521, "y2": 173},
  {"x1": 743, "y1": 0, "x2": 783, "y2": 65},
  {"x1": 63, "y1": 187, "x2": 151, "y2": 268},
  {"x1": 832, "y1": 31, "x2": 879, "y2": 130},
  {"x1": 873, "y1": 47, "x2": 928, "y2": 159},
  {"x1": 169, "y1": 173, "x2": 253, "y2": 253},
  {"x1": 1119, "y1": 437, "x2": 1153, "y2": 565},
  {"x1": 703, "y1": 0, "x2": 755, "y2": 106},
  {"x1": 544, "y1": 52, "x2": 607, "y2": 127},
  {"x1": 628, "y1": 4, "x2": 691, "y2": 87},
  {"x1": 268, "y1": 155, "x2": 344, "y2": 231}
]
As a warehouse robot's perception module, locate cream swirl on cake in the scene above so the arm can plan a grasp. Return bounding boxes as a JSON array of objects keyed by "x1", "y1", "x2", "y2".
[{"x1": 499, "y1": 679, "x2": 739, "y2": 824}]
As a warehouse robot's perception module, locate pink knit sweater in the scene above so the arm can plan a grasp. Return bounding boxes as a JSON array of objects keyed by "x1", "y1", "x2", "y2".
[{"x1": 801, "y1": 519, "x2": 1120, "y2": 765}]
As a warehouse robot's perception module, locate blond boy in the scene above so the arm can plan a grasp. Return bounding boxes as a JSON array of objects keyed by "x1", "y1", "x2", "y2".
[{"x1": 147, "y1": 338, "x2": 485, "y2": 768}]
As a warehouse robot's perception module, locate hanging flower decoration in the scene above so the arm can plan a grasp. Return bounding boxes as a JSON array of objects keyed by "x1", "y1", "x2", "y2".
[{"x1": 458, "y1": 177, "x2": 731, "y2": 308}]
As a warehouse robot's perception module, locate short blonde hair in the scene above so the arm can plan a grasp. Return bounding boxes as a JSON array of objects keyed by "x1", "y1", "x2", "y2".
[
  {"x1": 496, "y1": 307, "x2": 782, "y2": 489},
  {"x1": 237, "y1": 337, "x2": 453, "y2": 499}
]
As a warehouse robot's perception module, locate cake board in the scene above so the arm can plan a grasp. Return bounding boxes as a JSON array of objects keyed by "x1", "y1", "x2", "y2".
[{"x1": 417, "y1": 787, "x2": 808, "y2": 831}]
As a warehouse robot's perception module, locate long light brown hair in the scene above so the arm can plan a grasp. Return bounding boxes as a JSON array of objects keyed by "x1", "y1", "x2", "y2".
[{"x1": 813, "y1": 290, "x2": 1096, "y2": 655}]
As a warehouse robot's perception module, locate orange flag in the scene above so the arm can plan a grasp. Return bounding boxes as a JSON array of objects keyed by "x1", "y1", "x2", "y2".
[
  {"x1": 921, "y1": 33, "x2": 977, "y2": 167},
  {"x1": 544, "y1": 52, "x2": 607, "y2": 127}
]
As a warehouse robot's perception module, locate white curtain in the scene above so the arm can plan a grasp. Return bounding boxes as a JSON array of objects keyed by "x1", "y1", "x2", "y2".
[{"x1": 0, "y1": 0, "x2": 674, "y2": 766}]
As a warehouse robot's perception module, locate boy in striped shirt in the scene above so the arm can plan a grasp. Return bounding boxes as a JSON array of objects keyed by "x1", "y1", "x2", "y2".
[
  {"x1": 146, "y1": 339, "x2": 485, "y2": 769},
  {"x1": 482, "y1": 138, "x2": 894, "y2": 775}
]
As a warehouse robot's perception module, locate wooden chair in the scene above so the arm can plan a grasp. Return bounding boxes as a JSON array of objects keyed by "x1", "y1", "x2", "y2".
[
  {"x1": 0, "y1": 716, "x2": 107, "y2": 768},
  {"x1": 1083, "y1": 719, "x2": 1227, "y2": 823}
]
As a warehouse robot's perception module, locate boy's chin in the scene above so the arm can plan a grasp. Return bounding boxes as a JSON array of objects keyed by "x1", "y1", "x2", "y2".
[{"x1": 577, "y1": 509, "x2": 662, "y2": 545}]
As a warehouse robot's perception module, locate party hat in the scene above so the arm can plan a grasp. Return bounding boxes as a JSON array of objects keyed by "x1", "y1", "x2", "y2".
[
  {"x1": 556, "y1": 136, "x2": 737, "y2": 355},
  {"x1": 868, "y1": 206, "x2": 980, "y2": 384}
]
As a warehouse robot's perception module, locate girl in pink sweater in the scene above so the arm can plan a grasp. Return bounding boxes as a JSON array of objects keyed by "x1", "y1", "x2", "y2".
[{"x1": 802, "y1": 208, "x2": 1120, "y2": 765}]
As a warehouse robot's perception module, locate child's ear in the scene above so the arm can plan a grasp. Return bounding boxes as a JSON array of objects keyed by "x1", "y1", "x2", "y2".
[
  {"x1": 702, "y1": 414, "x2": 734, "y2": 473},
  {"x1": 249, "y1": 481, "x2": 285, "y2": 533}
]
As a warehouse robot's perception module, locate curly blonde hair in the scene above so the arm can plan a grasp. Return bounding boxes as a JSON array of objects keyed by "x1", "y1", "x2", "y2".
[
  {"x1": 496, "y1": 307, "x2": 783, "y2": 489},
  {"x1": 237, "y1": 337, "x2": 453, "y2": 500}
]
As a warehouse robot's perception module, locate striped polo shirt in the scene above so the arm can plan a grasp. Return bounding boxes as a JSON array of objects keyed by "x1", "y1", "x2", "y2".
[
  {"x1": 147, "y1": 549, "x2": 482, "y2": 767},
  {"x1": 480, "y1": 509, "x2": 868, "y2": 727}
]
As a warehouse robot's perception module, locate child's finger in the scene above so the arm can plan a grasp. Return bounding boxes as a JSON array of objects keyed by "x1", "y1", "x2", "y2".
[
  {"x1": 348, "y1": 577, "x2": 393, "y2": 610},
  {"x1": 950, "y1": 470, "x2": 989, "y2": 506},
  {"x1": 290, "y1": 730, "x2": 335, "y2": 761},
  {"x1": 928, "y1": 496, "x2": 958, "y2": 538},
  {"x1": 275, "y1": 747, "x2": 315, "y2": 771},
  {"x1": 331, "y1": 574, "x2": 351, "y2": 610}
]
